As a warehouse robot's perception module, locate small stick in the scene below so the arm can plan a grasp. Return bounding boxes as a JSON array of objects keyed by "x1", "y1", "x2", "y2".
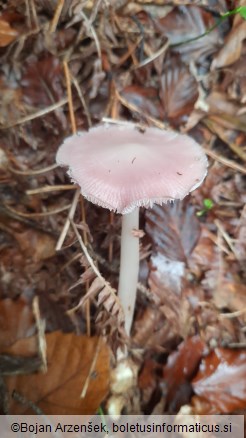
[
  {"x1": 79, "y1": 9, "x2": 102, "y2": 69},
  {"x1": 33, "y1": 297, "x2": 47, "y2": 373},
  {"x1": 63, "y1": 60, "x2": 77, "y2": 134},
  {"x1": 215, "y1": 219, "x2": 240, "y2": 259},
  {"x1": 205, "y1": 148, "x2": 246, "y2": 174},
  {"x1": 30, "y1": 0, "x2": 39, "y2": 29},
  {"x1": 56, "y1": 188, "x2": 80, "y2": 251},
  {"x1": 70, "y1": 219, "x2": 112, "y2": 290},
  {"x1": 24, "y1": 0, "x2": 31, "y2": 28},
  {"x1": 70, "y1": 74, "x2": 92, "y2": 127},
  {"x1": 219, "y1": 308, "x2": 246, "y2": 318},
  {"x1": 26, "y1": 184, "x2": 78, "y2": 195},
  {"x1": 134, "y1": 39, "x2": 169, "y2": 69},
  {"x1": 8, "y1": 163, "x2": 58, "y2": 176},
  {"x1": 115, "y1": 89, "x2": 168, "y2": 130},
  {"x1": 49, "y1": 0, "x2": 65, "y2": 33},
  {"x1": 0, "y1": 98, "x2": 68, "y2": 129},
  {"x1": 80, "y1": 337, "x2": 102, "y2": 398},
  {"x1": 4, "y1": 203, "x2": 70, "y2": 218}
]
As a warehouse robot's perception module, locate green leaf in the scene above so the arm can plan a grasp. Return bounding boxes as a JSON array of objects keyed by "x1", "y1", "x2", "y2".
[
  {"x1": 238, "y1": 6, "x2": 246, "y2": 19},
  {"x1": 203, "y1": 198, "x2": 214, "y2": 210}
]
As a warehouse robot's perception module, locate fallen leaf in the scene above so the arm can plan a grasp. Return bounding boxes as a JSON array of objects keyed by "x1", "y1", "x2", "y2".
[
  {"x1": 205, "y1": 91, "x2": 246, "y2": 132},
  {"x1": 122, "y1": 85, "x2": 163, "y2": 120},
  {"x1": 20, "y1": 54, "x2": 64, "y2": 107},
  {"x1": 14, "y1": 229, "x2": 56, "y2": 262},
  {"x1": 192, "y1": 348, "x2": 246, "y2": 413},
  {"x1": 157, "y1": 6, "x2": 222, "y2": 62},
  {"x1": 132, "y1": 305, "x2": 177, "y2": 351},
  {"x1": 145, "y1": 201, "x2": 201, "y2": 262},
  {"x1": 213, "y1": 281, "x2": 246, "y2": 316},
  {"x1": 5, "y1": 332, "x2": 110, "y2": 414},
  {"x1": 0, "y1": 298, "x2": 35, "y2": 352},
  {"x1": 220, "y1": 48, "x2": 246, "y2": 104},
  {"x1": 211, "y1": 21, "x2": 246, "y2": 70},
  {"x1": 0, "y1": 19, "x2": 18, "y2": 47},
  {"x1": 159, "y1": 56, "x2": 198, "y2": 126},
  {"x1": 188, "y1": 226, "x2": 218, "y2": 279},
  {"x1": 162, "y1": 336, "x2": 206, "y2": 412}
]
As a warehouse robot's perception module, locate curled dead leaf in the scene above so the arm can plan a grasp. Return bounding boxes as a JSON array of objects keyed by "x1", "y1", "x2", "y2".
[
  {"x1": 192, "y1": 348, "x2": 246, "y2": 413},
  {"x1": 0, "y1": 19, "x2": 18, "y2": 47},
  {"x1": 211, "y1": 21, "x2": 246, "y2": 70}
]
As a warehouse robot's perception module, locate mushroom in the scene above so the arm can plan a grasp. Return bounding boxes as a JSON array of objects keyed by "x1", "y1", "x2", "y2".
[{"x1": 56, "y1": 123, "x2": 208, "y2": 336}]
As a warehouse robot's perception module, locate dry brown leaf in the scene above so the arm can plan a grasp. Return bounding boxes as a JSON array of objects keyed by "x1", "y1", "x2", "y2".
[
  {"x1": 220, "y1": 47, "x2": 246, "y2": 104},
  {"x1": 0, "y1": 336, "x2": 40, "y2": 376},
  {"x1": 13, "y1": 229, "x2": 56, "y2": 262},
  {"x1": 158, "y1": 6, "x2": 221, "y2": 62},
  {"x1": 21, "y1": 55, "x2": 64, "y2": 107},
  {"x1": 0, "y1": 298, "x2": 35, "y2": 352},
  {"x1": 132, "y1": 305, "x2": 174, "y2": 350},
  {"x1": 192, "y1": 348, "x2": 246, "y2": 414},
  {"x1": 0, "y1": 19, "x2": 18, "y2": 47},
  {"x1": 211, "y1": 21, "x2": 246, "y2": 70},
  {"x1": 159, "y1": 56, "x2": 198, "y2": 126},
  {"x1": 2, "y1": 336, "x2": 38, "y2": 358},
  {"x1": 163, "y1": 336, "x2": 206, "y2": 412},
  {"x1": 121, "y1": 86, "x2": 162, "y2": 120},
  {"x1": 213, "y1": 281, "x2": 246, "y2": 315},
  {"x1": 145, "y1": 201, "x2": 201, "y2": 262},
  {"x1": 188, "y1": 226, "x2": 218, "y2": 279},
  {"x1": 5, "y1": 331, "x2": 110, "y2": 414}
]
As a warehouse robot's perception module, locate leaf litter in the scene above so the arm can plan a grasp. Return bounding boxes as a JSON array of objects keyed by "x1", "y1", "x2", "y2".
[{"x1": 0, "y1": 0, "x2": 245, "y2": 417}]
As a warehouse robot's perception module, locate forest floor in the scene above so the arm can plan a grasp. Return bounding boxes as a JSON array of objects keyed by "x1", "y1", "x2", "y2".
[{"x1": 0, "y1": 0, "x2": 245, "y2": 419}]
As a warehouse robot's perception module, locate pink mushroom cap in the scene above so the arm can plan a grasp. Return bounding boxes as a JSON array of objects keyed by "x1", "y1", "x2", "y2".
[{"x1": 56, "y1": 124, "x2": 208, "y2": 214}]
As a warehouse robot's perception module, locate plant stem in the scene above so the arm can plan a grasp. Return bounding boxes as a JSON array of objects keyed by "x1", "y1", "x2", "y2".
[
  {"x1": 118, "y1": 208, "x2": 139, "y2": 336},
  {"x1": 170, "y1": 7, "x2": 245, "y2": 48}
]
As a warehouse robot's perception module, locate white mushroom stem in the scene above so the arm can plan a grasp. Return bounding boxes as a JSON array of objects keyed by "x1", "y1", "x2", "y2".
[{"x1": 118, "y1": 207, "x2": 139, "y2": 336}]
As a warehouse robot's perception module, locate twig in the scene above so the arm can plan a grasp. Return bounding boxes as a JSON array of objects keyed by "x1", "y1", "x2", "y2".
[
  {"x1": 26, "y1": 184, "x2": 78, "y2": 195},
  {"x1": 70, "y1": 74, "x2": 92, "y2": 127},
  {"x1": 80, "y1": 337, "x2": 102, "y2": 398},
  {"x1": 25, "y1": 0, "x2": 31, "y2": 28},
  {"x1": 4, "y1": 203, "x2": 71, "y2": 218},
  {"x1": 56, "y1": 188, "x2": 81, "y2": 251},
  {"x1": 215, "y1": 219, "x2": 240, "y2": 260},
  {"x1": 79, "y1": 9, "x2": 102, "y2": 69},
  {"x1": 70, "y1": 219, "x2": 110, "y2": 289},
  {"x1": 89, "y1": 0, "x2": 103, "y2": 23},
  {"x1": 0, "y1": 98, "x2": 68, "y2": 129},
  {"x1": 33, "y1": 297, "x2": 47, "y2": 373},
  {"x1": 205, "y1": 148, "x2": 246, "y2": 174},
  {"x1": 134, "y1": 38, "x2": 169, "y2": 69},
  {"x1": 203, "y1": 119, "x2": 246, "y2": 161},
  {"x1": 63, "y1": 61, "x2": 77, "y2": 134},
  {"x1": 49, "y1": 0, "x2": 65, "y2": 33},
  {"x1": 115, "y1": 89, "x2": 168, "y2": 130},
  {"x1": 227, "y1": 342, "x2": 246, "y2": 348},
  {"x1": 8, "y1": 163, "x2": 57, "y2": 176},
  {"x1": 220, "y1": 308, "x2": 246, "y2": 318},
  {"x1": 30, "y1": 0, "x2": 39, "y2": 29}
]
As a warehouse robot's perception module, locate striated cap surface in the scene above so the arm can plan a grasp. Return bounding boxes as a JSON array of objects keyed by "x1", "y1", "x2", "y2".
[{"x1": 56, "y1": 124, "x2": 208, "y2": 214}]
